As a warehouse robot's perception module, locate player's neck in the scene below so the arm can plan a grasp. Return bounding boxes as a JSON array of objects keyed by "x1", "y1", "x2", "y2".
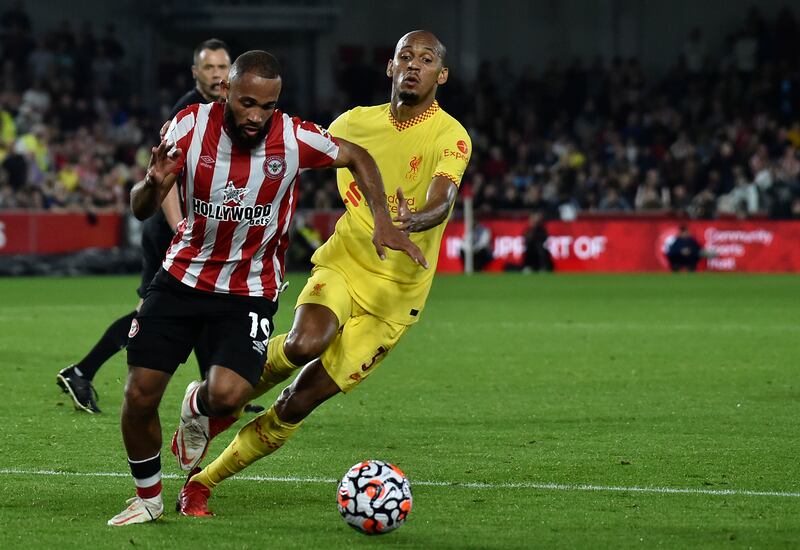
[
  {"x1": 196, "y1": 85, "x2": 214, "y2": 103},
  {"x1": 390, "y1": 94, "x2": 436, "y2": 122}
]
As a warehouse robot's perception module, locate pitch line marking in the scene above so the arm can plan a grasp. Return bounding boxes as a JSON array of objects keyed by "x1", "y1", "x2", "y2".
[{"x1": 1, "y1": 468, "x2": 798, "y2": 498}]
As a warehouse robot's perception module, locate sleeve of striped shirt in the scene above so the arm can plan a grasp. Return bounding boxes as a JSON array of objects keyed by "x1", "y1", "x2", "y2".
[
  {"x1": 294, "y1": 119, "x2": 340, "y2": 170},
  {"x1": 164, "y1": 106, "x2": 199, "y2": 175}
]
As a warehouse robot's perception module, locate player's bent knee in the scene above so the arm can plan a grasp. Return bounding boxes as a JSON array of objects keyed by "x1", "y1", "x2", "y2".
[
  {"x1": 205, "y1": 392, "x2": 244, "y2": 416},
  {"x1": 206, "y1": 385, "x2": 249, "y2": 416},
  {"x1": 284, "y1": 332, "x2": 327, "y2": 366},
  {"x1": 123, "y1": 383, "x2": 160, "y2": 412}
]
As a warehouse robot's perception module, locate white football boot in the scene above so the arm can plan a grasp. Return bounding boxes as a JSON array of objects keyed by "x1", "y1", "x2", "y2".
[
  {"x1": 107, "y1": 496, "x2": 164, "y2": 526},
  {"x1": 171, "y1": 380, "x2": 211, "y2": 471}
]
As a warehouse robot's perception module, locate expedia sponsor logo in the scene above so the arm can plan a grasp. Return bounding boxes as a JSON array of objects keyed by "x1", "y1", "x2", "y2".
[
  {"x1": 457, "y1": 140, "x2": 468, "y2": 154},
  {"x1": 443, "y1": 148, "x2": 469, "y2": 161},
  {"x1": 193, "y1": 198, "x2": 273, "y2": 226}
]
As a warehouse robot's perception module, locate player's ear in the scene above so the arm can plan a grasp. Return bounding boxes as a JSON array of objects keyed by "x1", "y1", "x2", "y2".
[
  {"x1": 386, "y1": 60, "x2": 393, "y2": 78},
  {"x1": 191, "y1": 64, "x2": 198, "y2": 81},
  {"x1": 220, "y1": 79, "x2": 230, "y2": 100},
  {"x1": 437, "y1": 67, "x2": 449, "y2": 85}
]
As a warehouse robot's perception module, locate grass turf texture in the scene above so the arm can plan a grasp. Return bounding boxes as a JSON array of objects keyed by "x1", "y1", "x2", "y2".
[{"x1": 0, "y1": 273, "x2": 798, "y2": 548}]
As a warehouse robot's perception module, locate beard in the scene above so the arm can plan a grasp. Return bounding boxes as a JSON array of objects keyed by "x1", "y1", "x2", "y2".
[
  {"x1": 398, "y1": 90, "x2": 421, "y2": 104},
  {"x1": 223, "y1": 103, "x2": 270, "y2": 150}
]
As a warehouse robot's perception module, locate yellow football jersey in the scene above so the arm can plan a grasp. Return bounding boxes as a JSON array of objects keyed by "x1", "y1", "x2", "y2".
[{"x1": 311, "y1": 100, "x2": 471, "y2": 325}]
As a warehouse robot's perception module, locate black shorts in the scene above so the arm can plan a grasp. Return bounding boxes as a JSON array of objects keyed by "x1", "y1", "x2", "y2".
[
  {"x1": 137, "y1": 211, "x2": 175, "y2": 298},
  {"x1": 127, "y1": 269, "x2": 277, "y2": 386}
]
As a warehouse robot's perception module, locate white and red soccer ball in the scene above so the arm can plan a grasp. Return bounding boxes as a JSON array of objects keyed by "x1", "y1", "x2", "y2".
[{"x1": 337, "y1": 460, "x2": 412, "y2": 535}]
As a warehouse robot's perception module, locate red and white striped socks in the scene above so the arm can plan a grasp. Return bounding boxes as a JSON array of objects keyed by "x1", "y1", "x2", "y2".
[{"x1": 128, "y1": 452, "x2": 162, "y2": 501}]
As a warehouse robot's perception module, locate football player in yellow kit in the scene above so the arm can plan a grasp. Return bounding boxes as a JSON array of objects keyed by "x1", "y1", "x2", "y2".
[{"x1": 177, "y1": 30, "x2": 472, "y2": 516}]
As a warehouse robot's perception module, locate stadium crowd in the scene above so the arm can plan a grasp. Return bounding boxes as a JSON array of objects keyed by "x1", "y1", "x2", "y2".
[{"x1": 1, "y1": 3, "x2": 799, "y2": 220}]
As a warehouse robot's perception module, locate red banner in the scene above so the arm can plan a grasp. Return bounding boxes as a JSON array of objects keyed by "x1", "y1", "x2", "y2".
[
  {"x1": 439, "y1": 219, "x2": 800, "y2": 273},
  {"x1": 4, "y1": 210, "x2": 797, "y2": 273},
  {"x1": 0, "y1": 212, "x2": 124, "y2": 255}
]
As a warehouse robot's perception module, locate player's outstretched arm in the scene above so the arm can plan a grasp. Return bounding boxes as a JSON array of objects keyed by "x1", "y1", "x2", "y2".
[
  {"x1": 332, "y1": 138, "x2": 428, "y2": 268},
  {"x1": 393, "y1": 176, "x2": 457, "y2": 233},
  {"x1": 161, "y1": 185, "x2": 183, "y2": 231},
  {"x1": 130, "y1": 140, "x2": 182, "y2": 221}
]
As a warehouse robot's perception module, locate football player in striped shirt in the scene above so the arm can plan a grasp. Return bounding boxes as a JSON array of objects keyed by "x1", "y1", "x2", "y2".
[
  {"x1": 56, "y1": 39, "x2": 232, "y2": 414},
  {"x1": 176, "y1": 30, "x2": 472, "y2": 517},
  {"x1": 107, "y1": 50, "x2": 425, "y2": 526}
]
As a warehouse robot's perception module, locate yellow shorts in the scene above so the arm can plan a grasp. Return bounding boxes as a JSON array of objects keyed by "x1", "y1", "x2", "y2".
[{"x1": 296, "y1": 266, "x2": 408, "y2": 393}]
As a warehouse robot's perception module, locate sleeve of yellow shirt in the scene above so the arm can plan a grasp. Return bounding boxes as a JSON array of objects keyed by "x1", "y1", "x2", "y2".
[
  {"x1": 432, "y1": 122, "x2": 472, "y2": 187},
  {"x1": 327, "y1": 110, "x2": 351, "y2": 140}
]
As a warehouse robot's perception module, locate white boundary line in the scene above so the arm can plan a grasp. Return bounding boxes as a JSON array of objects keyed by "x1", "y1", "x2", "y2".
[{"x1": 1, "y1": 468, "x2": 798, "y2": 498}]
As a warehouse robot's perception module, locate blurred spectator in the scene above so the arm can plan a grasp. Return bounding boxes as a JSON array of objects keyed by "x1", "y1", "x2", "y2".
[
  {"x1": 14, "y1": 123, "x2": 49, "y2": 173},
  {"x1": 461, "y1": 219, "x2": 493, "y2": 272},
  {"x1": 287, "y1": 212, "x2": 323, "y2": 271},
  {"x1": 522, "y1": 211, "x2": 553, "y2": 273},
  {"x1": 598, "y1": 187, "x2": 632, "y2": 211},
  {"x1": 665, "y1": 226, "x2": 703, "y2": 272}
]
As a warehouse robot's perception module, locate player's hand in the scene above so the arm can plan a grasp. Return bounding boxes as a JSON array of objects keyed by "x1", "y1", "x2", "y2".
[
  {"x1": 159, "y1": 120, "x2": 171, "y2": 139},
  {"x1": 392, "y1": 187, "x2": 419, "y2": 233},
  {"x1": 372, "y1": 218, "x2": 429, "y2": 269},
  {"x1": 146, "y1": 140, "x2": 182, "y2": 190}
]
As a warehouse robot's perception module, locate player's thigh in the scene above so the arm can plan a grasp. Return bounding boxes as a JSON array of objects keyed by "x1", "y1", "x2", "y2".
[
  {"x1": 321, "y1": 304, "x2": 408, "y2": 393},
  {"x1": 295, "y1": 267, "x2": 352, "y2": 328},
  {"x1": 206, "y1": 297, "x2": 277, "y2": 387},
  {"x1": 127, "y1": 281, "x2": 200, "y2": 375}
]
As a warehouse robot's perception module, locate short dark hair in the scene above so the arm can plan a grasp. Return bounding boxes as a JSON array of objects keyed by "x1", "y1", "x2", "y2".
[
  {"x1": 229, "y1": 50, "x2": 282, "y2": 81},
  {"x1": 193, "y1": 38, "x2": 230, "y2": 64}
]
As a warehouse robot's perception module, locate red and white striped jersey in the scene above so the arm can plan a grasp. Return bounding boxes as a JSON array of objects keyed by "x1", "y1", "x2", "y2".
[{"x1": 160, "y1": 101, "x2": 339, "y2": 298}]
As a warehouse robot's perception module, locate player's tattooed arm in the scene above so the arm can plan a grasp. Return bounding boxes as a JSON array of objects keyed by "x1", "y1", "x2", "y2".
[
  {"x1": 131, "y1": 140, "x2": 182, "y2": 220},
  {"x1": 393, "y1": 176, "x2": 457, "y2": 233},
  {"x1": 332, "y1": 138, "x2": 428, "y2": 268}
]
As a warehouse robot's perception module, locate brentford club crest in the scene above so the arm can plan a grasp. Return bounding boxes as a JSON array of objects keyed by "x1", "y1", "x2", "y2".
[
  {"x1": 128, "y1": 319, "x2": 139, "y2": 338},
  {"x1": 264, "y1": 155, "x2": 286, "y2": 179}
]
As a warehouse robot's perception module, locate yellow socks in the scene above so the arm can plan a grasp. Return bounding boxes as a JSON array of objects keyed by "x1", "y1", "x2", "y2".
[
  {"x1": 252, "y1": 333, "x2": 303, "y2": 400},
  {"x1": 192, "y1": 406, "x2": 302, "y2": 490},
  {"x1": 231, "y1": 334, "x2": 303, "y2": 418}
]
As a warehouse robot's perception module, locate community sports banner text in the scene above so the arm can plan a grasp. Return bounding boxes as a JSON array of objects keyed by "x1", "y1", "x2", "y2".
[{"x1": 439, "y1": 219, "x2": 800, "y2": 273}]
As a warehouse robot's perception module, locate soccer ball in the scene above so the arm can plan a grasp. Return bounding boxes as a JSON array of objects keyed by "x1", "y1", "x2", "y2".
[{"x1": 337, "y1": 460, "x2": 413, "y2": 535}]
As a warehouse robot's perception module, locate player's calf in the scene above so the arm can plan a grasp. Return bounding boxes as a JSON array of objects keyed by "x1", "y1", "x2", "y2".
[
  {"x1": 274, "y1": 359, "x2": 341, "y2": 424},
  {"x1": 172, "y1": 381, "x2": 211, "y2": 471}
]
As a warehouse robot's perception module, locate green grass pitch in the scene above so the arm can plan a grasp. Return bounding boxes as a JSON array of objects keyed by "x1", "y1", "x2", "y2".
[{"x1": 0, "y1": 273, "x2": 798, "y2": 548}]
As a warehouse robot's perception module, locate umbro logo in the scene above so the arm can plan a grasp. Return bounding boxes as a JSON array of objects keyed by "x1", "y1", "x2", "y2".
[
  {"x1": 200, "y1": 155, "x2": 215, "y2": 168},
  {"x1": 252, "y1": 340, "x2": 266, "y2": 354}
]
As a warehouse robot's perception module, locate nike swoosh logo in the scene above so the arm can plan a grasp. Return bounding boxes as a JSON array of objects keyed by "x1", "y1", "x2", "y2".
[
  {"x1": 178, "y1": 432, "x2": 195, "y2": 466},
  {"x1": 113, "y1": 511, "x2": 144, "y2": 525}
]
